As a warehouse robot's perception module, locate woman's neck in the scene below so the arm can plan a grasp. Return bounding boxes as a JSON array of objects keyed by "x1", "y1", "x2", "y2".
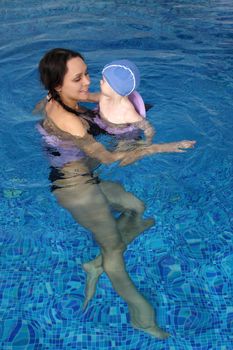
[{"x1": 60, "y1": 95, "x2": 79, "y2": 110}]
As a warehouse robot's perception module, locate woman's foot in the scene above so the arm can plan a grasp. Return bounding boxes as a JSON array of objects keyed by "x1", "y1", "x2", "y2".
[
  {"x1": 82, "y1": 262, "x2": 103, "y2": 310},
  {"x1": 131, "y1": 321, "x2": 170, "y2": 339},
  {"x1": 129, "y1": 302, "x2": 170, "y2": 339},
  {"x1": 118, "y1": 214, "x2": 155, "y2": 243}
]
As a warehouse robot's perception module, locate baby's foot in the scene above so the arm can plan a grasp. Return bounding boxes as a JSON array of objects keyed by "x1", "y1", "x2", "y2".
[{"x1": 82, "y1": 262, "x2": 103, "y2": 310}]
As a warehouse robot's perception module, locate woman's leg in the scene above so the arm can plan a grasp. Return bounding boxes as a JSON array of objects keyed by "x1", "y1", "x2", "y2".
[
  {"x1": 53, "y1": 182, "x2": 169, "y2": 339},
  {"x1": 82, "y1": 180, "x2": 154, "y2": 307},
  {"x1": 99, "y1": 181, "x2": 155, "y2": 243}
]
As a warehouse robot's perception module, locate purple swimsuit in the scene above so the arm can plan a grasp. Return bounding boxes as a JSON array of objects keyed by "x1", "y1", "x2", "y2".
[{"x1": 37, "y1": 123, "x2": 85, "y2": 168}]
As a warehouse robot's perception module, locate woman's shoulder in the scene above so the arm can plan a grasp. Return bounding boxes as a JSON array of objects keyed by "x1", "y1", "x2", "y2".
[
  {"x1": 55, "y1": 111, "x2": 87, "y2": 137},
  {"x1": 45, "y1": 101, "x2": 87, "y2": 138}
]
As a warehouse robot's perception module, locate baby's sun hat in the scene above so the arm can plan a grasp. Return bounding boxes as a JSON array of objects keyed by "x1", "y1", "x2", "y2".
[{"x1": 102, "y1": 59, "x2": 140, "y2": 96}]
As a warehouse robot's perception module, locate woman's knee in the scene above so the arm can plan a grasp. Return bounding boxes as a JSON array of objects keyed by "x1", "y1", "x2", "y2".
[
  {"x1": 129, "y1": 197, "x2": 145, "y2": 214},
  {"x1": 100, "y1": 181, "x2": 145, "y2": 214},
  {"x1": 101, "y1": 241, "x2": 126, "y2": 272},
  {"x1": 102, "y1": 240, "x2": 126, "y2": 255},
  {"x1": 102, "y1": 243, "x2": 126, "y2": 276}
]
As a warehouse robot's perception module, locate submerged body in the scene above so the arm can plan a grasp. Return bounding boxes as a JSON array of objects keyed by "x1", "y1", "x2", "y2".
[
  {"x1": 37, "y1": 48, "x2": 195, "y2": 339},
  {"x1": 39, "y1": 108, "x2": 169, "y2": 339}
]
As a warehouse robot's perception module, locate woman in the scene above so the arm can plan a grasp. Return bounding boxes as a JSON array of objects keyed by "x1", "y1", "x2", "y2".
[{"x1": 37, "y1": 48, "x2": 195, "y2": 339}]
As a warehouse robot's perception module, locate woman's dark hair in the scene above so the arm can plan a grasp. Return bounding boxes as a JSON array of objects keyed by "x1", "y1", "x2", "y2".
[
  {"x1": 39, "y1": 48, "x2": 84, "y2": 104},
  {"x1": 39, "y1": 48, "x2": 103, "y2": 135}
]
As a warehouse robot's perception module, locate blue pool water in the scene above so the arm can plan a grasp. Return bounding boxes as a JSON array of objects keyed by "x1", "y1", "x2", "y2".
[{"x1": 1, "y1": 1, "x2": 233, "y2": 349}]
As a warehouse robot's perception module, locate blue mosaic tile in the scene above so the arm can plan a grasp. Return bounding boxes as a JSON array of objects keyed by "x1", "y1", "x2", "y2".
[{"x1": 1, "y1": 0, "x2": 233, "y2": 349}]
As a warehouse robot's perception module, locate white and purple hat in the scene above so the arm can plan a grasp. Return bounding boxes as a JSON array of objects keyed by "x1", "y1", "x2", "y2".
[{"x1": 102, "y1": 59, "x2": 140, "y2": 96}]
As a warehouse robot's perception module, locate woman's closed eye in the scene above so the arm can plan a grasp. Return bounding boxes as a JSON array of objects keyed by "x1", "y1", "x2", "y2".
[{"x1": 74, "y1": 72, "x2": 89, "y2": 82}]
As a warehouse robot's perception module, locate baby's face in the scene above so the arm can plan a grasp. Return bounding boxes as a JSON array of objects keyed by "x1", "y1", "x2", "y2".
[{"x1": 100, "y1": 77, "x2": 115, "y2": 96}]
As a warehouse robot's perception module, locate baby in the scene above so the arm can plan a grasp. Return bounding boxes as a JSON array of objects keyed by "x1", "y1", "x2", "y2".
[{"x1": 93, "y1": 59, "x2": 155, "y2": 144}]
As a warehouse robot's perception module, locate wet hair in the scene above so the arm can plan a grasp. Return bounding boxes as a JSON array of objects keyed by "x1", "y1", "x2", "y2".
[
  {"x1": 39, "y1": 48, "x2": 103, "y2": 136},
  {"x1": 39, "y1": 48, "x2": 83, "y2": 97}
]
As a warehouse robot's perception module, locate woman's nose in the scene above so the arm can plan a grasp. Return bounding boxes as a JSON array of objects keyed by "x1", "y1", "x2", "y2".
[{"x1": 83, "y1": 74, "x2": 90, "y2": 85}]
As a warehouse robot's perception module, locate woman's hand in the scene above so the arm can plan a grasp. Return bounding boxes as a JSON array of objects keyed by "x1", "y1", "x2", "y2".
[
  {"x1": 156, "y1": 140, "x2": 196, "y2": 153},
  {"x1": 79, "y1": 92, "x2": 101, "y2": 103},
  {"x1": 119, "y1": 140, "x2": 196, "y2": 166}
]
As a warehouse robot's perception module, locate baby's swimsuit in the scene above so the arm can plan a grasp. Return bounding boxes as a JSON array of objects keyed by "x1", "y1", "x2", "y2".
[{"x1": 93, "y1": 91, "x2": 146, "y2": 137}]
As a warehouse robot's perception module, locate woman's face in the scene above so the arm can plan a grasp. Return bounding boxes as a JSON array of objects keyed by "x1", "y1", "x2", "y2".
[{"x1": 58, "y1": 57, "x2": 90, "y2": 103}]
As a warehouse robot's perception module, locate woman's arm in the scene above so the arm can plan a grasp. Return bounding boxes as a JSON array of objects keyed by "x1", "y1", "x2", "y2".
[
  {"x1": 73, "y1": 132, "x2": 128, "y2": 164},
  {"x1": 55, "y1": 111, "x2": 130, "y2": 163},
  {"x1": 47, "y1": 108, "x2": 196, "y2": 166},
  {"x1": 63, "y1": 113, "x2": 196, "y2": 166},
  {"x1": 134, "y1": 119, "x2": 155, "y2": 145},
  {"x1": 124, "y1": 104, "x2": 155, "y2": 145},
  {"x1": 74, "y1": 131, "x2": 196, "y2": 166},
  {"x1": 32, "y1": 98, "x2": 47, "y2": 114},
  {"x1": 79, "y1": 92, "x2": 101, "y2": 103},
  {"x1": 119, "y1": 140, "x2": 196, "y2": 166}
]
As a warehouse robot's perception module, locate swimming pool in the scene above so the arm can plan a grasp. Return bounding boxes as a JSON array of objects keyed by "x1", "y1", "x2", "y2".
[{"x1": 1, "y1": 0, "x2": 233, "y2": 349}]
